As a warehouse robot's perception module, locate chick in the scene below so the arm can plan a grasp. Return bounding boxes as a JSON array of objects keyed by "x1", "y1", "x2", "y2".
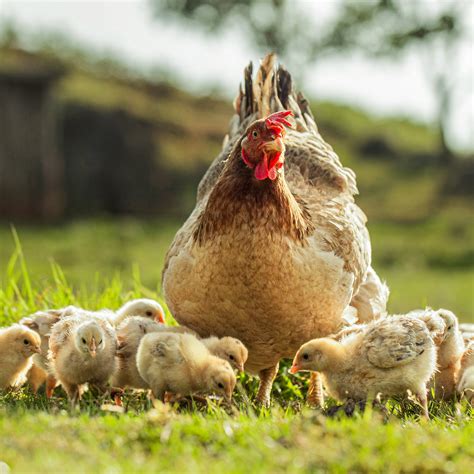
[
  {"x1": 136, "y1": 332, "x2": 236, "y2": 402},
  {"x1": 0, "y1": 324, "x2": 41, "y2": 389},
  {"x1": 20, "y1": 310, "x2": 63, "y2": 395},
  {"x1": 202, "y1": 336, "x2": 248, "y2": 372},
  {"x1": 427, "y1": 309, "x2": 465, "y2": 400},
  {"x1": 113, "y1": 299, "x2": 166, "y2": 326},
  {"x1": 290, "y1": 314, "x2": 441, "y2": 418},
  {"x1": 111, "y1": 316, "x2": 163, "y2": 389},
  {"x1": 48, "y1": 311, "x2": 117, "y2": 403},
  {"x1": 457, "y1": 341, "x2": 474, "y2": 404}
]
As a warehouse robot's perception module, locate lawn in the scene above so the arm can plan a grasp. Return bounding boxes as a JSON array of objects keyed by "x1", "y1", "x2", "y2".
[{"x1": 0, "y1": 218, "x2": 473, "y2": 473}]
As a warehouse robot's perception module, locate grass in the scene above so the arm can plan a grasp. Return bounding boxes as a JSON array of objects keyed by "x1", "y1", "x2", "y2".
[{"x1": 0, "y1": 220, "x2": 473, "y2": 473}]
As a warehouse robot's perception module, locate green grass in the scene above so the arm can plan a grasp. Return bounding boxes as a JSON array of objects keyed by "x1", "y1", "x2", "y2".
[{"x1": 0, "y1": 219, "x2": 473, "y2": 472}]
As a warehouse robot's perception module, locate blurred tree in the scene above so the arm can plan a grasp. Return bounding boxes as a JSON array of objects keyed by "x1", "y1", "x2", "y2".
[{"x1": 325, "y1": 0, "x2": 468, "y2": 161}]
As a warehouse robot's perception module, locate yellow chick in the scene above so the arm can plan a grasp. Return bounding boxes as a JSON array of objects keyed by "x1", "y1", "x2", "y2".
[
  {"x1": 113, "y1": 299, "x2": 166, "y2": 326},
  {"x1": 48, "y1": 311, "x2": 117, "y2": 403},
  {"x1": 0, "y1": 324, "x2": 41, "y2": 389},
  {"x1": 111, "y1": 316, "x2": 163, "y2": 389},
  {"x1": 428, "y1": 309, "x2": 465, "y2": 400},
  {"x1": 290, "y1": 315, "x2": 441, "y2": 418},
  {"x1": 20, "y1": 310, "x2": 63, "y2": 395},
  {"x1": 136, "y1": 332, "x2": 236, "y2": 402},
  {"x1": 457, "y1": 341, "x2": 474, "y2": 404},
  {"x1": 202, "y1": 336, "x2": 248, "y2": 372}
]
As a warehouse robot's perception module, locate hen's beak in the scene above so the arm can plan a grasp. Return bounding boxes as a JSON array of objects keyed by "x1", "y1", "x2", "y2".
[
  {"x1": 89, "y1": 337, "x2": 97, "y2": 357},
  {"x1": 155, "y1": 308, "x2": 166, "y2": 324}
]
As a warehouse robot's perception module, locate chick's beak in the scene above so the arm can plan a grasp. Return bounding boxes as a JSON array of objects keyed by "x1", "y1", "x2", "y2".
[
  {"x1": 289, "y1": 357, "x2": 300, "y2": 374},
  {"x1": 33, "y1": 345, "x2": 41, "y2": 354},
  {"x1": 89, "y1": 337, "x2": 97, "y2": 357},
  {"x1": 237, "y1": 363, "x2": 245, "y2": 372},
  {"x1": 155, "y1": 308, "x2": 166, "y2": 324},
  {"x1": 225, "y1": 387, "x2": 233, "y2": 402}
]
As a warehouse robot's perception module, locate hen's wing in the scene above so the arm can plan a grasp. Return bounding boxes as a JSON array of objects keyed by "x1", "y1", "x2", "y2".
[{"x1": 364, "y1": 316, "x2": 431, "y2": 368}]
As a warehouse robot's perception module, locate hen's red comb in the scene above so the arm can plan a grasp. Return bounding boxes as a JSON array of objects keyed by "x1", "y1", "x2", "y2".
[{"x1": 265, "y1": 110, "x2": 293, "y2": 136}]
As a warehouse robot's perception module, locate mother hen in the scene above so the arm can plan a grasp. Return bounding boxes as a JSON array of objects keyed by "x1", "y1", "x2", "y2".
[{"x1": 162, "y1": 54, "x2": 388, "y2": 405}]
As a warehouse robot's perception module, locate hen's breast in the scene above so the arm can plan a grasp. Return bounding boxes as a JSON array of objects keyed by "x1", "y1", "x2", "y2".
[{"x1": 163, "y1": 229, "x2": 354, "y2": 373}]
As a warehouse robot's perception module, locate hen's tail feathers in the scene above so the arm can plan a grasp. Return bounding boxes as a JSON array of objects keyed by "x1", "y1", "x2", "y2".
[
  {"x1": 225, "y1": 53, "x2": 358, "y2": 196},
  {"x1": 229, "y1": 53, "x2": 318, "y2": 141}
]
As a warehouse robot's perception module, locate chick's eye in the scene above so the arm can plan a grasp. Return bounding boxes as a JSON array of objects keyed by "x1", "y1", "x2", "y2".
[
  {"x1": 99, "y1": 340, "x2": 103, "y2": 345},
  {"x1": 23, "y1": 339, "x2": 30, "y2": 345},
  {"x1": 218, "y1": 383, "x2": 224, "y2": 389},
  {"x1": 229, "y1": 355, "x2": 235, "y2": 360},
  {"x1": 303, "y1": 353, "x2": 309, "y2": 360},
  {"x1": 447, "y1": 326, "x2": 453, "y2": 330},
  {"x1": 146, "y1": 311, "x2": 153, "y2": 316},
  {"x1": 252, "y1": 130, "x2": 258, "y2": 139},
  {"x1": 81, "y1": 338, "x2": 86, "y2": 344}
]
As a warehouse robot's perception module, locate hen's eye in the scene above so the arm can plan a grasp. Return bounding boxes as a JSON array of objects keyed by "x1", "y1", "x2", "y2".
[
  {"x1": 303, "y1": 353, "x2": 309, "y2": 360},
  {"x1": 82, "y1": 338, "x2": 86, "y2": 344},
  {"x1": 229, "y1": 355, "x2": 235, "y2": 360},
  {"x1": 23, "y1": 339, "x2": 30, "y2": 345},
  {"x1": 252, "y1": 130, "x2": 258, "y2": 139},
  {"x1": 146, "y1": 311, "x2": 153, "y2": 317},
  {"x1": 218, "y1": 383, "x2": 224, "y2": 389}
]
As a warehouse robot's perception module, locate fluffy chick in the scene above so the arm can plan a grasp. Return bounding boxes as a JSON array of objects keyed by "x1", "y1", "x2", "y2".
[
  {"x1": 202, "y1": 336, "x2": 248, "y2": 372},
  {"x1": 136, "y1": 332, "x2": 236, "y2": 401},
  {"x1": 113, "y1": 299, "x2": 166, "y2": 326},
  {"x1": 20, "y1": 310, "x2": 63, "y2": 394},
  {"x1": 457, "y1": 341, "x2": 474, "y2": 404},
  {"x1": 48, "y1": 312, "x2": 117, "y2": 403},
  {"x1": 427, "y1": 309, "x2": 465, "y2": 400},
  {"x1": 0, "y1": 324, "x2": 41, "y2": 389},
  {"x1": 291, "y1": 314, "x2": 441, "y2": 418},
  {"x1": 111, "y1": 316, "x2": 163, "y2": 389}
]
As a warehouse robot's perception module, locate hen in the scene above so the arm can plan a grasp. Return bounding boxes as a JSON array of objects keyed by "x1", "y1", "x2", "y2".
[{"x1": 162, "y1": 54, "x2": 388, "y2": 404}]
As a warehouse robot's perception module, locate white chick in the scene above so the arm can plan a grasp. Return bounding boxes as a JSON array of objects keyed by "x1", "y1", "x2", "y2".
[
  {"x1": 113, "y1": 299, "x2": 166, "y2": 327},
  {"x1": 111, "y1": 316, "x2": 163, "y2": 389},
  {"x1": 0, "y1": 324, "x2": 41, "y2": 389},
  {"x1": 427, "y1": 309, "x2": 465, "y2": 400},
  {"x1": 20, "y1": 309, "x2": 63, "y2": 395},
  {"x1": 290, "y1": 314, "x2": 442, "y2": 418},
  {"x1": 457, "y1": 341, "x2": 474, "y2": 404},
  {"x1": 202, "y1": 336, "x2": 248, "y2": 372},
  {"x1": 48, "y1": 312, "x2": 117, "y2": 403},
  {"x1": 136, "y1": 332, "x2": 236, "y2": 402}
]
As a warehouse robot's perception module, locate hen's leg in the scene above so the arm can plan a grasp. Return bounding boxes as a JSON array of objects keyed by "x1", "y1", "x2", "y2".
[
  {"x1": 256, "y1": 363, "x2": 279, "y2": 407},
  {"x1": 45, "y1": 375, "x2": 57, "y2": 398},
  {"x1": 307, "y1": 372, "x2": 325, "y2": 407},
  {"x1": 350, "y1": 266, "x2": 389, "y2": 323},
  {"x1": 27, "y1": 365, "x2": 47, "y2": 394}
]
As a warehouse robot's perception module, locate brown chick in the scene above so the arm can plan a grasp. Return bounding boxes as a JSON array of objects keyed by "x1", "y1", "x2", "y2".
[
  {"x1": 48, "y1": 311, "x2": 117, "y2": 404},
  {"x1": 136, "y1": 332, "x2": 236, "y2": 402},
  {"x1": 0, "y1": 324, "x2": 41, "y2": 389},
  {"x1": 457, "y1": 341, "x2": 474, "y2": 405},
  {"x1": 113, "y1": 299, "x2": 166, "y2": 326},
  {"x1": 111, "y1": 316, "x2": 164, "y2": 389},
  {"x1": 426, "y1": 309, "x2": 465, "y2": 400},
  {"x1": 290, "y1": 314, "x2": 441, "y2": 418},
  {"x1": 202, "y1": 336, "x2": 248, "y2": 372},
  {"x1": 20, "y1": 310, "x2": 63, "y2": 395}
]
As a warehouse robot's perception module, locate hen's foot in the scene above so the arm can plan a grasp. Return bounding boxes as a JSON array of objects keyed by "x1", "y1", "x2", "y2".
[{"x1": 255, "y1": 363, "x2": 279, "y2": 407}]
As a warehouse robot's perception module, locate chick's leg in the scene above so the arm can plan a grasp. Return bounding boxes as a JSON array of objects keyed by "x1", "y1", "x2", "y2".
[
  {"x1": 307, "y1": 372, "x2": 325, "y2": 407},
  {"x1": 62, "y1": 382, "x2": 80, "y2": 406},
  {"x1": 256, "y1": 363, "x2": 279, "y2": 407},
  {"x1": 416, "y1": 387, "x2": 429, "y2": 420}
]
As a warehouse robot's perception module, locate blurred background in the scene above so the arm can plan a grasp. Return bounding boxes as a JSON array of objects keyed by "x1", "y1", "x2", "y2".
[{"x1": 0, "y1": 0, "x2": 472, "y2": 319}]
